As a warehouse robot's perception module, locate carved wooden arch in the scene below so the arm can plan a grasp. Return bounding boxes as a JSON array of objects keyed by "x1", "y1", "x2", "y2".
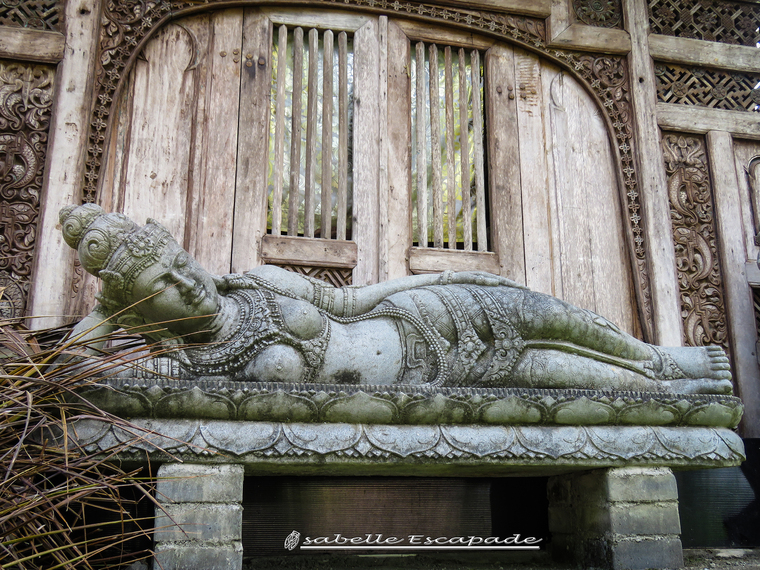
[{"x1": 85, "y1": 0, "x2": 654, "y2": 339}]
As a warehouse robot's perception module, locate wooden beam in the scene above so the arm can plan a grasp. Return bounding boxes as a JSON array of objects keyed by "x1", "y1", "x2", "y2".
[
  {"x1": 408, "y1": 247, "x2": 500, "y2": 274},
  {"x1": 260, "y1": 235, "x2": 358, "y2": 268},
  {"x1": 657, "y1": 103, "x2": 760, "y2": 140},
  {"x1": 439, "y1": 0, "x2": 552, "y2": 18},
  {"x1": 649, "y1": 34, "x2": 760, "y2": 74},
  {"x1": 548, "y1": 24, "x2": 631, "y2": 55},
  {"x1": 0, "y1": 27, "x2": 64, "y2": 64},
  {"x1": 394, "y1": 20, "x2": 494, "y2": 50}
]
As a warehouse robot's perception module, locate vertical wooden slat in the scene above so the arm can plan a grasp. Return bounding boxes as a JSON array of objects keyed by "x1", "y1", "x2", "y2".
[
  {"x1": 514, "y1": 48, "x2": 552, "y2": 293},
  {"x1": 120, "y1": 22, "x2": 199, "y2": 243},
  {"x1": 378, "y1": 16, "x2": 389, "y2": 275},
  {"x1": 429, "y1": 44, "x2": 443, "y2": 248},
  {"x1": 386, "y1": 21, "x2": 412, "y2": 279},
  {"x1": 288, "y1": 26, "x2": 303, "y2": 236},
  {"x1": 353, "y1": 19, "x2": 380, "y2": 284},
  {"x1": 322, "y1": 30, "x2": 334, "y2": 239},
  {"x1": 232, "y1": 11, "x2": 273, "y2": 271},
  {"x1": 272, "y1": 24, "x2": 288, "y2": 236},
  {"x1": 304, "y1": 28, "x2": 318, "y2": 238},
  {"x1": 185, "y1": 11, "x2": 243, "y2": 274},
  {"x1": 471, "y1": 49, "x2": 487, "y2": 252},
  {"x1": 337, "y1": 31, "x2": 348, "y2": 240},
  {"x1": 459, "y1": 47, "x2": 472, "y2": 251},
  {"x1": 486, "y1": 45, "x2": 525, "y2": 284},
  {"x1": 444, "y1": 46, "x2": 456, "y2": 249},
  {"x1": 415, "y1": 41, "x2": 427, "y2": 247}
]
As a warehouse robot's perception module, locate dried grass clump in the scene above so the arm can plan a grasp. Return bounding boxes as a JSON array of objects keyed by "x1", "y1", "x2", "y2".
[{"x1": 0, "y1": 318, "x2": 155, "y2": 569}]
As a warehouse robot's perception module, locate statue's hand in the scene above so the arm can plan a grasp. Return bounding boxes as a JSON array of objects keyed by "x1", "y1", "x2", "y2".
[{"x1": 439, "y1": 270, "x2": 524, "y2": 289}]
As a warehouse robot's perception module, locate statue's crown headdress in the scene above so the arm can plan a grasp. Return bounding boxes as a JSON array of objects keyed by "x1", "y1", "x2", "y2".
[{"x1": 59, "y1": 204, "x2": 174, "y2": 307}]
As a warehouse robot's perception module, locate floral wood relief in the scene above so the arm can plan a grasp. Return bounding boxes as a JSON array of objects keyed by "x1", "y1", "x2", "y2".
[
  {"x1": 85, "y1": 0, "x2": 656, "y2": 338},
  {"x1": 655, "y1": 63, "x2": 760, "y2": 112},
  {"x1": 662, "y1": 133, "x2": 729, "y2": 353},
  {"x1": 648, "y1": 0, "x2": 760, "y2": 46},
  {"x1": 0, "y1": 61, "x2": 54, "y2": 319},
  {"x1": 572, "y1": 0, "x2": 623, "y2": 28}
]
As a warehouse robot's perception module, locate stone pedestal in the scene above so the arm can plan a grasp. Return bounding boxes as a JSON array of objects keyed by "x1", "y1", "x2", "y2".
[
  {"x1": 154, "y1": 463, "x2": 244, "y2": 570},
  {"x1": 62, "y1": 384, "x2": 744, "y2": 570},
  {"x1": 548, "y1": 467, "x2": 683, "y2": 570}
]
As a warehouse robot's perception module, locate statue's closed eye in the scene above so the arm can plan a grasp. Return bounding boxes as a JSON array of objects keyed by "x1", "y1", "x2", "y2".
[{"x1": 174, "y1": 251, "x2": 189, "y2": 269}]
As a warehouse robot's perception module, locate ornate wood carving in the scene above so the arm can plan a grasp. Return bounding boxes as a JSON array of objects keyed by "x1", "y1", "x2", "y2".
[
  {"x1": 655, "y1": 63, "x2": 760, "y2": 112},
  {"x1": 572, "y1": 0, "x2": 623, "y2": 28},
  {"x1": 648, "y1": 0, "x2": 760, "y2": 47},
  {"x1": 274, "y1": 264, "x2": 353, "y2": 287},
  {"x1": 662, "y1": 133, "x2": 729, "y2": 353},
  {"x1": 0, "y1": 0, "x2": 61, "y2": 31},
  {"x1": 84, "y1": 0, "x2": 653, "y2": 337},
  {"x1": 0, "y1": 61, "x2": 55, "y2": 319}
]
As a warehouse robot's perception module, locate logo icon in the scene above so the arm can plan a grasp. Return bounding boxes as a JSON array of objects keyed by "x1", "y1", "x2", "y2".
[{"x1": 284, "y1": 530, "x2": 301, "y2": 551}]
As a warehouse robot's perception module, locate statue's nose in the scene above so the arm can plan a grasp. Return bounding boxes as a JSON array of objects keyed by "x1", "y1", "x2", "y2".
[{"x1": 170, "y1": 271, "x2": 195, "y2": 291}]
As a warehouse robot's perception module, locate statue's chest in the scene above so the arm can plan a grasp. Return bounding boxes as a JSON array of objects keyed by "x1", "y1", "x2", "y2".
[{"x1": 180, "y1": 289, "x2": 330, "y2": 379}]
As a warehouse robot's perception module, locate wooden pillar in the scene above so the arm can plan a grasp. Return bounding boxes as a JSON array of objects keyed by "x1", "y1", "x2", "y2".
[
  {"x1": 622, "y1": 0, "x2": 683, "y2": 346},
  {"x1": 27, "y1": 0, "x2": 102, "y2": 326}
]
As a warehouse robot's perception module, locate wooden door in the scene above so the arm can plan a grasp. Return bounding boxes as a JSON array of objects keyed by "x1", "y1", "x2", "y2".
[{"x1": 100, "y1": 7, "x2": 641, "y2": 336}]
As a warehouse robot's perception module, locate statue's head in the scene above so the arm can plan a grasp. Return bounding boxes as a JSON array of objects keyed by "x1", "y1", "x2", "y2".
[{"x1": 60, "y1": 204, "x2": 219, "y2": 336}]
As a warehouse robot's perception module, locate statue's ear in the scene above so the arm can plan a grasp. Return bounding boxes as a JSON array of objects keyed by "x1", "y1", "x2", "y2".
[{"x1": 100, "y1": 270, "x2": 125, "y2": 295}]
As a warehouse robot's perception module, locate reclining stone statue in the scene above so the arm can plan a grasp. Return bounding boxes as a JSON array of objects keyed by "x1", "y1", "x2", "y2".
[{"x1": 60, "y1": 204, "x2": 733, "y2": 395}]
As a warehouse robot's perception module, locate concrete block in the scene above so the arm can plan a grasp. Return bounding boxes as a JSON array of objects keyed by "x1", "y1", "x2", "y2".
[
  {"x1": 608, "y1": 502, "x2": 681, "y2": 535},
  {"x1": 610, "y1": 537, "x2": 683, "y2": 570},
  {"x1": 566, "y1": 470, "x2": 608, "y2": 505},
  {"x1": 548, "y1": 505, "x2": 576, "y2": 534},
  {"x1": 157, "y1": 464, "x2": 244, "y2": 503},
  {"x1": 154, "y1": 503, "x2": 242, "y2": 543},
  {"x1": 547, "y1": 476, "x2": 572, "y2": 504},
  {"x1": 605, "y1": 467, "x2": 678, "y2": 502},
  {"x1": 154, "y1": 542, "x2": 243, "y2": 570}
]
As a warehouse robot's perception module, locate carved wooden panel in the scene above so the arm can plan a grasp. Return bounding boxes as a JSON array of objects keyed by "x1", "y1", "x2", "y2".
[
  {"x1": 0, "y1": 0, "x2": 61, "y2": 31},
  {"x1": 572, "y1": 0, "x2": 623, "y2": 28},
  {"x1": 648, "y1": 0, "x2": 760, "y2": 46},
  {"x1": 662, "y1": 133, "x2": 729, "y2": 353},
  {"x1": 274, "y1": 264, "x2": 353, "y2": 287},
  {"x1": 0, "y1": 61, "x2": 55, "y2": 319},
  {"x1": 655, "y1": 63, "x2": 760, "y2": 112}
]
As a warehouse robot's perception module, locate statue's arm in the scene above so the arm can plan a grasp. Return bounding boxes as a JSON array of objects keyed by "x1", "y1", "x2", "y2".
[
  {"x1": 247, "y1": 265, "x2": 524, "y2": 317},
  {"x1": 61, "y1": 305, "x2": 119, "y2": 357}
]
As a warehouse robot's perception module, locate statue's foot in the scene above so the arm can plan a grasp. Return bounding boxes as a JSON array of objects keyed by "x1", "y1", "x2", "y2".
[
  {"x1": 662, "y1": 377, "x2": 733, "y2": 395},
  {"x1": 651, "y1": 345, "x2": 732, "y2": 393}
]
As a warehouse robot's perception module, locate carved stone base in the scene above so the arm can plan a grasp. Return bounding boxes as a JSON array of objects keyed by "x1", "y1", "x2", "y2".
[{"x1": 67, "y1": 419, "x2": 744, "y2": 475}]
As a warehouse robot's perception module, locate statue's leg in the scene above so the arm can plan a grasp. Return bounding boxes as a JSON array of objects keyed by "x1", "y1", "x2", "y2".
[
  {"x1": 514, "y1": 289, "x2": 652, "y2": 360},
  {"x1": 511, "y1": 349, "x2": 731, "y2": 393},
  {"x1": 505, "y1": 289, "x2": 731, "y2": 391}
]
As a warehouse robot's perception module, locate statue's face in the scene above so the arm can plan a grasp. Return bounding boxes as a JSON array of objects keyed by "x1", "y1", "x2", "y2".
[{"x1": 130, "y1": 241, "x2": 219, "y2": 336}]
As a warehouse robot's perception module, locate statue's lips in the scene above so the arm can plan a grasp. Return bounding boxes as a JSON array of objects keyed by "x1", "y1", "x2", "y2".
[{"x1": 185, "y1": 286, "x2": 206, "y2": 307}]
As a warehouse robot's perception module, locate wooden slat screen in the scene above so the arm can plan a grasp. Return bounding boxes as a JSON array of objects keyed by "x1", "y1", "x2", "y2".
[
  {"x1": 411, "y1": 42, "x2": 488, "y2": 252},
  {"x1": 269, "y1": 25, "x2": 353, "y2": 240}
]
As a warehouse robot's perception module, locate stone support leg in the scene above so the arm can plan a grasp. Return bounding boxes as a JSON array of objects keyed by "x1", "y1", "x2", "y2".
[
  {"x1": 548, "y1": 467, "x2": 683, "y2": 570},
  {"x1": 154, "y1": 464, "x2": 244, "y2": 570}
]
